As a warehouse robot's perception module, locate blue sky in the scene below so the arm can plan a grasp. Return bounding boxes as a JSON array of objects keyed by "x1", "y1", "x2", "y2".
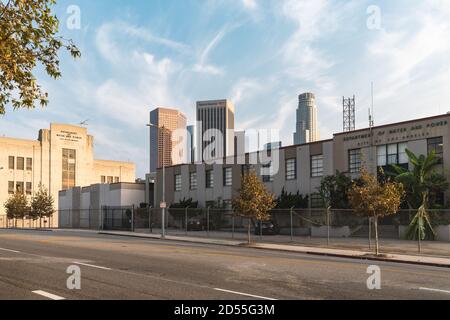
[{"x1": 1, "y1": 0, "x2": 450, "y2": 178}]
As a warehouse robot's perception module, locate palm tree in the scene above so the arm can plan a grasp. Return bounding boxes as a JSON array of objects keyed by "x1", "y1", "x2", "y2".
[{"x1": 390, "y1": 149, "x2": 449, "y2": 241}]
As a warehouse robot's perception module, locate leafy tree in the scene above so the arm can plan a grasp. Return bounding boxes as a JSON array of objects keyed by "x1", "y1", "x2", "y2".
[
  {"x1": 232, "y1": 172, "x2": 276, "y2": 244},
  {"x1": 0, "y1": 0, "x2": 81, "y2": 114},
  {"x1": 30, "y1": 184, "x2": 54, "y2": 227},
  {"x1": 275, "y1": 188, "x2": 308, "y2": 209},
  {"x1": 318, "y1": 171, "x2": 353, "y2": 209},
  {"x1": 170, "y1": 198, "x2": 198, "y2": 209},
  {"x1": 348, "y1": 167, "x2": 404, "y2": 255},
  {"x1": 4, "y1": 192, "x2": 29, "y2": 227},
  {"x1": 390, "y1": 149, "x2": 449, "y2": 240}
]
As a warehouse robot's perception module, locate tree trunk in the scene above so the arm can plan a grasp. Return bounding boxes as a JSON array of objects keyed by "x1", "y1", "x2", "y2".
[
  {"x1": 374, "y1": 215, "x2": 379, "y2": 256},
  {"x1": 247, "y1": 219, "x2": 251, "y2": 244}
]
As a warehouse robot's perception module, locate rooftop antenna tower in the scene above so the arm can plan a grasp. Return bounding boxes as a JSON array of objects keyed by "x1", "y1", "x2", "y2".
[
  {"x1": 79, "y1": 119, "x2": 89, "y2": 127},
  {"x1": 343, "y1": 95, "x2": 356, "y2": 132}
]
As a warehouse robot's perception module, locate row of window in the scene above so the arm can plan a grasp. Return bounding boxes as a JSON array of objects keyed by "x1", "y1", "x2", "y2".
[
  {"x1": 174, "y1": 156, "x2": 325, "y2": 192},
  {"x1": 348, "y1": 137, "x2": 444, "y2": 173},
  {"x1": 8, "y1": 181, "x2": 32, "y2": 195},
  {"x1": 101, "y1": 176, "x2": 120, "y2": 184},
  {"x1": 8, "y1": 156, "x2": 32, "y2": 171}
]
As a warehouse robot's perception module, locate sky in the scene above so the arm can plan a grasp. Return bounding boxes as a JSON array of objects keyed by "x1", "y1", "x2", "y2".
[{"x1": 1, "y1": 0, "x2": 450, "y2": 178}]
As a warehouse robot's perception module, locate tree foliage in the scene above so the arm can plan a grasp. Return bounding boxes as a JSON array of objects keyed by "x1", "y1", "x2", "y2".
[
  {"x1": 169, "y1": 197, "x2": 199, "y2": 209},
  {"x1": 0, "y1": 0, "x2": 81, "y2": 114},
  {"x1": 30, "y1": 184, "x2": 54, "y2": 220},
  {"x1": 233, "y1": 172, "x2": 276, "y2": 243},
  {"x1": 275, "y1": 188, "x2": 308, "y2": 209},
  {"x1": 4, "y1": 191, "x2": 29, "y2": 222},
  {"x1": 348, "y1": 167, "x2": 404, "y2": 255},
  {"x1": 390, "y1": 149, "x2": 449, "y2": 240},
  {"x1": 318, "y1": 170, "x2": 354, "y2": 209}
]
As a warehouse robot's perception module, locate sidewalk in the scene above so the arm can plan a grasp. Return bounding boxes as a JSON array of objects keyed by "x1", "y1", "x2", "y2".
[{"x1": 87, "y1": 229, "x2": 450, "y2": 268}]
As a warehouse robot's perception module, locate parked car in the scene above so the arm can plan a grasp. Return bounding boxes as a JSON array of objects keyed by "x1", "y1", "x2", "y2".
[
  {"x1": 187, "y1": 218, "x2": 204, "y2": 231},
  {"x1": 254, "y1": 220, "x2": 279, "y2": 235}
]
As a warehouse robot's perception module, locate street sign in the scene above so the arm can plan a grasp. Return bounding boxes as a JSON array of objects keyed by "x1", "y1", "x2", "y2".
[{"x1": 160, "y1": 202, "x2": 167, "y2": 209}]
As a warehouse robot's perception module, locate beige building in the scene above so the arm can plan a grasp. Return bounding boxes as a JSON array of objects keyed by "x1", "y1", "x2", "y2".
[
  {"x1": 0, "y1": 123, "x2": 135, "y2": 227},
  {"x1": 150, "y1": 107, "x2": 187, "y2": 172},
  {"x1": 156, "y1": 113, "x2": 450, "y2": 209}
]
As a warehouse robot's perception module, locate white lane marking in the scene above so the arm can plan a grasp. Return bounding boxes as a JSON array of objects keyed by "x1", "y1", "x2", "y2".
[
  {"x1": 419, "y1": 287, "x2": 450, "y2": 294},
  {"x1": 0, "y1": 247, "x2": 20, "y2": 253},
  {"x1": 32, "y1": 290, "x2": 65, "y2": 300},
  {"x1": 214, "y1": 288, "x2": 277, "y2": 300},
  {"x1": 72, "y1": 261, "x2": 111, "y2": 270}
]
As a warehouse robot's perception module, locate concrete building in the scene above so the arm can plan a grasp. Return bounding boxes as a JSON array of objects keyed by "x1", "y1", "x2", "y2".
[
  {"x1": 155, "y1": 113, "x2": 450, "y2": 209},
  {"x1": 0, "y1": 123, "x2": 135, "y2": 227},
  {"x1": 196, "y1": 99, "x2": 235, "y2": 162},
  {"x1": 59, "y1": 182, "x2": 145, "y2": 229},
  {"x1": 294, "y1": 92, "x2": 320, "y2": 145},
  {"x1": 150, "y1": 107, "x2": 187, "y2": 173}
]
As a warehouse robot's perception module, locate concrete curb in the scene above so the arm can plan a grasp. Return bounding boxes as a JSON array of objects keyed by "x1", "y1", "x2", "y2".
[
  {"x1": 96, "y1": 231, "x2": 450, "y2": 268},
  {"x1": 0, "y1": 228, "x2": 53, "y2": 232}
]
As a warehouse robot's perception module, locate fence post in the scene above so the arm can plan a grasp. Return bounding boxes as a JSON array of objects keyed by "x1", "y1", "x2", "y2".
[
  {"x1": 207, "y1": 207, "x2": 210, "y2": 238},
  {"x1": 326, "y1": 207, "x2": 330, "y2": 246},
  {"x1": 232, "y1": 214, "x2": 235, "y2": 239},
  {"x1": 418, "y1": 217, "x2": 422, "y2": 254},
  {"x1": 149, "y1": 206, "x2": 152, "y2": 234},
  {"x1": 259, "y1": 218, "x2": 262, "y2": 241},
  {"x1": 290, "y1": 207, "x2": 294, "y2": 242},
  {"x1": 131, "y1": 205, "x2": 135, "y2": 232},
  {"x1": 185, "y1": 206, "x2": 189, "y2": 236}
]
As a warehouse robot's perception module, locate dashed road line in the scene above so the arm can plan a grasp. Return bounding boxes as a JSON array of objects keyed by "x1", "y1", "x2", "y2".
[
  {"x1": 32, "y1": 290, "x2": 65, "y2": 300},
  {"x1": 72, "y1": 261, "x2": 112, "y2": 270},
  {"x1": 419, "y1": 287, "x2": 450, "y2": 294},
  {"x1": 214, "y1": 288, "x2": 277, "y2": 300}
]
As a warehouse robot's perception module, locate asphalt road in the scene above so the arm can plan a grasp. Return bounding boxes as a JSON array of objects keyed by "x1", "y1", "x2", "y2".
[{"x1": 0, "y1": 229, "x2": 449, "y2": 300}]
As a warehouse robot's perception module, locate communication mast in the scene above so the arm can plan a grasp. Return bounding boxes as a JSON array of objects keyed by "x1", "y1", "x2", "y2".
[{"x1": 343, "y1": 95, "x2": 356, "y2": 132}]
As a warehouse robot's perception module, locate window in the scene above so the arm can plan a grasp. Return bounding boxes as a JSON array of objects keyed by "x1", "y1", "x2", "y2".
[
  {"x1": 26, "y1": 182, "x2": 32, "y2": 195},
  {"x1": 189, "y1": 172, "x2": 197, "y2": 190},
  {"x1": 107, "y1": 176, "x2": 113, "y2": 184},
  {"x1": 17, "y1": 157, "x2": 24, "y2": 170},
  {"x1": 311, "y1": 155, "x2": 324, "y2": 177},
  {"x1": 26, "y1": 158, "x2": 32, "y2": 171},
  {"x1": 62, "y1": 149, "x2": 76, "y2": 190},
  {"x1": 348, "y1": 149, "x2": 361, "y2": 173},
  {"x1": 222, "y1": 200, "x2": 232, "y2": 209},
  {"x1": 174, "y1": 174, "x2": 182, "y2": 191},
  {"x1": 428, "y1": 137, "x2": 443, "y2": 163},
  {"x1": 241, "y1": 164, "x2": 252, "y2": 176},
  {"x1": 8, "y1": 181, "x2": 14, "y2": 194},
  {"x1": 16, "y1": 181, "x2": 24, "y2": 194},
  {"x1": 8, "y1": 156, "x2": 14, "y2": 170},
  {"x1": 377, "y1": 143, "x2": 409, "y2": 167},
  {"x1": 206, "y1": 169, "x2": 214, "y2": 188},
  {"x1": 101, "y1": 176, "x2": 106, "y2": 183},
  {"x1": 262, "y1": 162, "x2": 274, "y2": 182},
  {"x1": 387, "y1": 144, "x2": 398, "y2": 165},
  {"x1": 285, "y1": 158, "x2": 297, "y2": 180},
  {"x1": 310, "y1": 193, "x2": 324, "y2": 208},
  {"x1": 398, "y1": 143, "x2": 408, "y2": 164},
  {"x1": 223, "y1": 167, "x2": 232, "y2": 186},
  {"x1": 114, "y1": 177, "x2": 120, "y2": 183}
]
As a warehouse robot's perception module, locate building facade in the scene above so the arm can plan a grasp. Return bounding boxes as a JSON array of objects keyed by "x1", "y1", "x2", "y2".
[
  {"x1": 156, "y1": 113, "x2": 450, "y2": 209},
  {"x1": 294, "y1": 92, "x2": 320, "y2": 145},
  {"x1": 150, "y1": 107, "x2": 187, "y2": 173},
  {"x1": 196, "y1": 99, "x2": 235, "y2": 162},
  {"x1": 59, "y1": 182, "x2": 145, "y2": 229},
  {"x1": 0, "y1": 123, "x2": 135, "y2": 227}
]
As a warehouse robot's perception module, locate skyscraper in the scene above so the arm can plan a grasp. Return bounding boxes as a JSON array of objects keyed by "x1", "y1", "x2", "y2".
[
  {"x1": 293, "y1": 92, "x2": 320, "y2": 145},
  {"x1": 150, "y1": 107, "x2": 187, "y2": 173},
  {"x1": 196, "y1": 99, "x2": 235, "y2": 161},
  {"x1": 187, "y1": 125, "x2": 195, "y2": 163}
]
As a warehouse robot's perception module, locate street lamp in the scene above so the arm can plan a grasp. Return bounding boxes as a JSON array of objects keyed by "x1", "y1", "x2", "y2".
[{"x1": 147, "y1": 123, "x2": 166, "y2": 239}]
